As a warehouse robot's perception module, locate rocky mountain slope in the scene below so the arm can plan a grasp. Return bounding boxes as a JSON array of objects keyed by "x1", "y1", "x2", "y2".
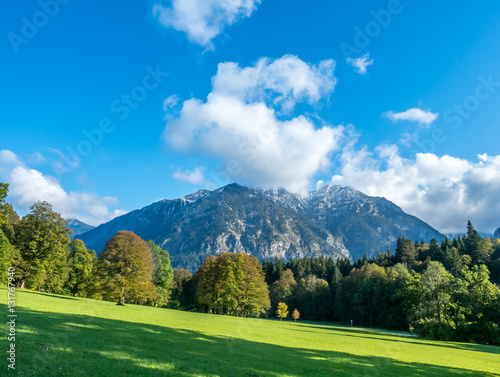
[
  {"x1": 78, "y1": 183, "x2": 444, "y2": 271},
  {"x1": 67, "y1": 218, "x2": 95, "y2": 238}
]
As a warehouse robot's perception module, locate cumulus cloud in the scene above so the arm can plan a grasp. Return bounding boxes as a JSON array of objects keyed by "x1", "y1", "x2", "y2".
[
  {"x1": 384, "y1": 108, "x2": 439, "y2": 127},
  {"x1": 164, "y1": 55, "x2": 342, "y2": 193},
  {"x1": 173, "y1": 167, "x2": 206, "y2": 184},
  {"x1": 0, "y1": 150, "x2": 126, "y2": 226},
  {"x1": 346, "y1": 53, "x2": 373, "y2": 74},
  {"x1": 329, "y1": 145, "x2": 500, "y2": 234},
  {"x1": 153, "y1": 0, "x2": 262, "y2": 48},
  {"x1": 212, "y1": 55, "x2": 336, "y2": 112}
]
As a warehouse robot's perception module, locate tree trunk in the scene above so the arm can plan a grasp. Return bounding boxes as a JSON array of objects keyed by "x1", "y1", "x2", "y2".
[
  {"x1": 117, "y1": 286, "x2": 125, "y2": 305},
  {"x1": 437, "y1": 295, "x2": 441, "y2": 328}
]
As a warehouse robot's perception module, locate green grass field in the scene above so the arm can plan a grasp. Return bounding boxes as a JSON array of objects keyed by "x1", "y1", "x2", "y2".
[{"x1": 2, "y1": 288, "x2": 500, "y2": 376}]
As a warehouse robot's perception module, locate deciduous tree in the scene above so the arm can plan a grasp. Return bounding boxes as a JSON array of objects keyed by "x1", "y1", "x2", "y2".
[
  {"x1": 0, "y1": 183, "x2": 11, "y2": 225},
  {"x1": 66, "y1": 239, "x2": 95, "y2": 296},
  {"x1": 276, "y1": 302, "x2": 288, "y2": 321},
  {"x1": 195, "y1": 252, "x2": 269, "y2": 316},
  {"x1": 0, "y1": 229, "x2": 14, "y2": 285},
  {"x1": 148, "y1": 240, "x2": 174, "y2": 307},
  {"x1": 14, "y1": 201, "x2": 72, "y2": 288},
  {"x1": 96, "y1": 231, "x2": 156, "y2": 305}
]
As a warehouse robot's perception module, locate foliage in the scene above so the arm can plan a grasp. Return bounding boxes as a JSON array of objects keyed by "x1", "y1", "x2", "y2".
[
  {"x1": 465, "y1": 221, "x2": 489, "y2": 265},
  {"x1": 168, "y1": 268, "x2": 196, "y2": 310},
  {"x1": 65, "y1": 239, "x2": 95, "y2": 296},
  {"x1": 0, "y1": 229, "x2": 14, "y2": 285},
  {"x1": 296, "y1": 275, "x2": 332, "y2": 321},
  {"x1": 0, "y1": 182, "x2": 11, "y2": 225},
  {"x1": 96, "y1": 231, "x2": 156, "y2": 305},
  {"x1": 292, "y1": 308, "x2": 300, "y2": 322},
  {"x1": 147, "y1": 240, "x2": 174, "y2": 307},
  {"x1": 195, "y1": 252, "x2": 270, "y2": 317},
  {"x1": 270, "y1": 269, "x2": 296, "y2": 315},
  {"x1": 494, "y1": 226, "x2": 500, "y2": 240},
  {"x1": 14, "y1": 201, "x2": 72, "y2": 289},
  {"x1": 276, "y1": 302, "x2": 288, "y2": 320}
]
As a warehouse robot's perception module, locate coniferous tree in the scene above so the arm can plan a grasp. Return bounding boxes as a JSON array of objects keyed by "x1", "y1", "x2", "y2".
[
  {"x1": 443, "y1": 247, "x2": 464, "y2": 276},
  {"x1": 428, "y1": 239, "x2": 445, "y2": 263},
  {"x1": 465, "y1": 221, "x2": 489, "y2": 265}
]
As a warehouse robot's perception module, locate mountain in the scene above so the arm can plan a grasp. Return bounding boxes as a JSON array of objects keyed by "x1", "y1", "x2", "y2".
[
  {"x1": 494, "y1": 227, "x2": 500, "y2": 240},
  {"x1": 77, "y1": 183, "x2": 444, "y2": 271},
  {"x1": 67, "y1": 218, "x2": 95, "y2": 238}
]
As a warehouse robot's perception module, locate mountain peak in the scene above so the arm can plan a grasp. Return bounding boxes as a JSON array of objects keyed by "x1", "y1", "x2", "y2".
[
  {"x1": 66, "y1": 218, "x2": 95, "y2": 238},
  {"x1": 78, "y1": 183, "x2": 444, "y2": 271}
]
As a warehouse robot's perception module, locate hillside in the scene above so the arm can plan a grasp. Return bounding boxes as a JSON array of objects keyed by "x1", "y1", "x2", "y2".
[
  {"x1": 66, "y1": 218, "x2": 95, "y2": 238},
  {"x1": 78, "y1": 183, "x2": 444, "y2": 271},
  {"x1": 4, "y1": 288, "x2": 499, "y2": 376}
]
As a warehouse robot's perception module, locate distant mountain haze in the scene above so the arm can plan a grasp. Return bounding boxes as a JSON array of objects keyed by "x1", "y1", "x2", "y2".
[
  {"x1": 77, "y1": 184, "x2": 445, "y2": 271},
  {"x1": 66, "y1": 218, "x2": 95, "y2": 238},
  {"x1": 494, "y1": 227, "x2": 500, "y2": 240}
]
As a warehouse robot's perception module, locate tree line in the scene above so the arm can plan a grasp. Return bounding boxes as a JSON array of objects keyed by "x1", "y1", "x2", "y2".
[
  {"x1": 1, "y1": 183, "x2": 499, "y2": 345},
  {"x1": 0, "y1": 184, "x2": 173, "y2": 304},
  {"x1": 163, "y1": 226, "x2": 500, "y2": 345}
]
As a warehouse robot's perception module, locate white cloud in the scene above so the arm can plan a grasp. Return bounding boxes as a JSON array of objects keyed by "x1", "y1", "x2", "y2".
[
  {"x1": 153, "y1": 0, "x2": 261, "y2": 48},
  {"x1": 212, "y1": 55, "x2": 336, "y2": 112},
  {"x1": 0, "y1": 150, "x2": 126, "y2": 226},
  {"x1": 0, "y1": 150, "x2": 22, "y2": 165},
  {"x1": 384, "y1": 108, "x2": 439, "y2": 127},
  {"x1": 330, "y1": 145, "x2": 500, "y2": 234},
  {"x1": 173, "y1": 167, "x2": 206, "y2": 184},
  {"x1": 164, "y1": 55, "x2": 342, "y2": 193},
  {"x1": 346, "y1": 53, "x2": 373, "y2": 74}
]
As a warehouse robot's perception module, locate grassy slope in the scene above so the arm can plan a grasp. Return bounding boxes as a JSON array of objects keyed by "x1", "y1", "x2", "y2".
[{"x1": 1, "y1": 288, "x2": 499, "y2": 377}]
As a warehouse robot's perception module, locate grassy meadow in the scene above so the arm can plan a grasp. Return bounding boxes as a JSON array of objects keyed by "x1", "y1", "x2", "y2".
[{"x1": 2, "y1": 288, "x2": 499, "y2": 376}]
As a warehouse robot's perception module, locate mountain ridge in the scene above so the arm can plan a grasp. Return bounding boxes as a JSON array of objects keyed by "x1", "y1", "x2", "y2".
[
  {"x1": 67, "y1": 218, "x2": 95, "y2": 238},
  {"x1": 77, "y1": 183, "x2": 445, "y2": 271}
]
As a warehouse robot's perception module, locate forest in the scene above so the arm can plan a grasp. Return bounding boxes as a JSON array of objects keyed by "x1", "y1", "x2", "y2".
[{"x1": 1, "y1": 183, "x2": 499, "y2": 345}]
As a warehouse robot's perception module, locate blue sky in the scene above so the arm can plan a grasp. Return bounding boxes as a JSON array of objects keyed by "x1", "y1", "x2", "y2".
[{"x1": 1, "y1": 0, "x2": 500, "y2": 233}]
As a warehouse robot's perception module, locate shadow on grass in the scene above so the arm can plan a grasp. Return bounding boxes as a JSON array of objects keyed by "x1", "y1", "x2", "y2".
[
  {"x1": 20, "y1": 290, "x2": 79, "y2": 300},
  {"x1": 4, "y1": 304, "x2": 497, "y2": 377},
  {"x1": 294, "y1": 324, "x2": 500, "y2": 356}
]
